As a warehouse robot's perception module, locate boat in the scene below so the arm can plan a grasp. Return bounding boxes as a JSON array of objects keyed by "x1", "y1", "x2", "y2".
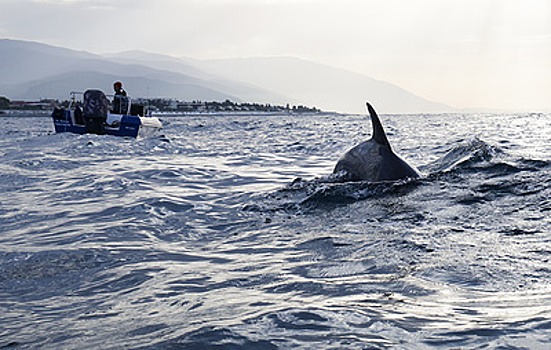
[{"x1": 52, "y1": 90, "x2": 162, "y2": 138}]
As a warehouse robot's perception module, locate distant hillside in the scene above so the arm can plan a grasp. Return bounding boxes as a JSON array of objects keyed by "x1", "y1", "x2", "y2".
[
  {"x1": 0, "y1": 39, "x2": 97, "y2": 85},
  {"x1": 0, "y1": 39, "x2": 278, "y2": 103},
  {"x1": 0, "y1": 39, "x2": 452, "y2": 113},
  {"x1": 5, "y1": 71, "x2": 236, "y2": 102},
  {"x1": 104, "y1": 50, "x2": 288, "y2": 104},
  {"x1": 187, "y1": 57, "x2": 451, "y2": 114}
]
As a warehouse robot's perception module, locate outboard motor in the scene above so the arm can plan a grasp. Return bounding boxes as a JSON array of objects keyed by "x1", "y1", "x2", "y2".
[{"x1": 83, "y1": 89, "x2": 109, "y2": 134}]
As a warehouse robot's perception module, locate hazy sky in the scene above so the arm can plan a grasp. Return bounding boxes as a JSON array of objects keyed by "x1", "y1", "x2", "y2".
[{"x1": 1, "y1": 0, "x2": 550, "y2": 110}]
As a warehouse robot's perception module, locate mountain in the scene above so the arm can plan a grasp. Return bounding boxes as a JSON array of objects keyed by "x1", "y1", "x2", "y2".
[
  {"x1": 0, "y1": 39, "x2": 452, "y2": 113},
  {"x1": 109, "y1": 51, "x2": 452, "y2": 113},
  {"x1": 0, "y1": 39, "x2": 97, "y2": 85},
  {"x1": 0, "y1": 39, "x2": 280, "y2": 103},
  {"x1": 6, "y1": 71, "x2": 236, "y2": 103},
  {"x1": 103, "y1": 50, "x2": 287, "y2": 104},
  {"x1": 187, "y1": 57, "x2": 451, "y2": 113}
]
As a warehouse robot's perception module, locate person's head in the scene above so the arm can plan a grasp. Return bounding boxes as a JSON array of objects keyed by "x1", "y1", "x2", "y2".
[{"x1": 113, "y1": 81, "x2": 123, "y2": 91}]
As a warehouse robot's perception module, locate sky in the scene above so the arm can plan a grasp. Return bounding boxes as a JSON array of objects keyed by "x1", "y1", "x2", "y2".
[{"x1": 1, "y1": 0, "x2": 550, "y2": 111}]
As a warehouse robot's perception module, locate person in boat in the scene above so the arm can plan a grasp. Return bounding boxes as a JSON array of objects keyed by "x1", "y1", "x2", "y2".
[
  {"x1": 74, "y1": 104, "x2": 84, "y2": 125},
  {"x1": 112, "y1": 81, "x2": 129, "y2": 114}
]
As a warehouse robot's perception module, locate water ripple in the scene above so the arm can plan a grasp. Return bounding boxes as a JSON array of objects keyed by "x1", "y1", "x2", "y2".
[{"x1": 1, "y1": 113, "x2": 550, "y2": 349}]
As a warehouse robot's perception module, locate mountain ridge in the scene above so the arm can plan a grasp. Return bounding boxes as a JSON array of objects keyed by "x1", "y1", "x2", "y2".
[{"x1": 0, "y1": 38, "x2": 453, "y2": 113}]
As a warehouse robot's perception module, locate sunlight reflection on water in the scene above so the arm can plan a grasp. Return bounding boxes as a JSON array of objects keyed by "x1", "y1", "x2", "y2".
[{"x1": 0, "y1": 113, "x2": 550, "y2": 349}]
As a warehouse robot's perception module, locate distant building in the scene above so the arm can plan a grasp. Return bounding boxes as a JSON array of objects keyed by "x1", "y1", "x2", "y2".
[{"x1": 9, "y1": 99, "x2": 55, "y2": 110}]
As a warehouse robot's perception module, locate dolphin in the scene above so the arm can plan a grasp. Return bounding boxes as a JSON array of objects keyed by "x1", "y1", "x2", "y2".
[{"x1": 333, "y1": 102, "x2": 420, "y2": 182}]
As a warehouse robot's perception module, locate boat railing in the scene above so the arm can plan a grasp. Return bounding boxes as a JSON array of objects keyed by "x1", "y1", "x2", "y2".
[
  {"x1": 69, "y1": 91, "x2": 84, "y2": 109},
  {"x1": 111, "y1": 95, "x2": 151, "y2": 117},
  {"x1": 66, "y1": 91, "x2": 150, "y2": 117}
]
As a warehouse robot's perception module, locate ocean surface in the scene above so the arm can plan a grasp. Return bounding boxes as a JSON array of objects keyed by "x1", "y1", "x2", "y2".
[{"x1": 0, "y1": 111, "x2": 550, "y2": 349}]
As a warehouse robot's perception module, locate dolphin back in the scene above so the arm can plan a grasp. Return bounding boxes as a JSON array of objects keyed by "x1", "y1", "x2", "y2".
[
  {"x1": 333, "y1": 102, "x2": 420, "y2": 182},
  {"x1": 334, "y1": 141, "x2": 419, "y2": 181}
]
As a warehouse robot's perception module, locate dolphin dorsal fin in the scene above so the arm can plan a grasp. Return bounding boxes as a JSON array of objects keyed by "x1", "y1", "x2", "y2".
[{"x1": 366, "y1": 102, "x2": 391, "y2": 148}]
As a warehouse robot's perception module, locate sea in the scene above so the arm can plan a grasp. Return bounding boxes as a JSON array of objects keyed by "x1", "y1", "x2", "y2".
[{"x1": 0, "y1": 111, "x2": 550, "y2": 349}]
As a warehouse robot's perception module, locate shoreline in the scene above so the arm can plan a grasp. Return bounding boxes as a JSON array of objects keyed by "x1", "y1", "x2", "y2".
[{"x1": 0, "y1": 110, "x2": 341, "y2": 117}]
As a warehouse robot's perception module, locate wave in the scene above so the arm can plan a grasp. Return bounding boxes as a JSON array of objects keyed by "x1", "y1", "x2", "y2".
[
  {"x1": 138, "y1": 326, "x2": 278, "y2": 350},
  {"x1": 423, "y1": 137, "x2": 499, "y2": 174},
  {"x1": 244, "y1": 175, "x2": 421, "y2": 213},
  {"x1": 424, "y1": 137, "x2": 550, "y2": 177},
  {"x1": 246, "y1": 137, "x2": 550, "y2": 214}
]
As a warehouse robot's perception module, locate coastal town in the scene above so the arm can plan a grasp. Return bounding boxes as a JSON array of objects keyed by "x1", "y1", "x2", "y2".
[{"x1": 0, "y1": 96, "x2": 321, "y2": 114}]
